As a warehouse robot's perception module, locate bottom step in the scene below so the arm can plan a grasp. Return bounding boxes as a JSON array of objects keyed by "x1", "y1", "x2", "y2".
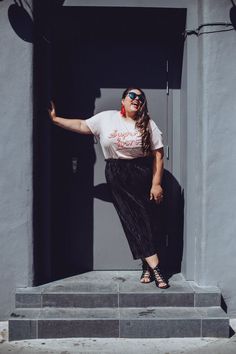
[{"x1": 9, "y1": 307, "x2": 229, "y2": 340}]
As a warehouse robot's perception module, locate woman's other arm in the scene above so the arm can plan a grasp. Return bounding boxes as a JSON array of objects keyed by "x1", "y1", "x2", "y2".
[
  {"x1": 150, "y1": 148, "x2": 164, "y2": 203},
  {"x1": 48, "y1": 101, "x2": 92, "y2": 134}
]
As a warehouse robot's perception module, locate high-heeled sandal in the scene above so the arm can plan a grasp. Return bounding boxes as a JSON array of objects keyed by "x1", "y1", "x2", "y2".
[
  {"x1": 140, "y1": 260, "x2": 153, "y2": 284},
  {"x1": 151, "y1": 264, "x2": 169, "y2": 289}
]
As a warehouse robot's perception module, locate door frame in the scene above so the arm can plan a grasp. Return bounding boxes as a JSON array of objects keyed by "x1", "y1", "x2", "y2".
[{"x1": 62, "y1": 0, "x2": 200, "y2": 280}]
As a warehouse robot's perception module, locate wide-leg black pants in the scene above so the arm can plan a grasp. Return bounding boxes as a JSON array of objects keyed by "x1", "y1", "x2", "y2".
[{"x1": 105, "y1": 157, "x2": 163, "y2": 260}]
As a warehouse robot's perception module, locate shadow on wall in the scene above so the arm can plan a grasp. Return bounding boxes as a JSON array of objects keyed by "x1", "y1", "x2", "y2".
[
  {"x1": 6, "y1": 0, "x2": 66, "y2": 43},
  {"x1": 9, "y1": 2, "x2": 186, "y2": 284},
  {"x1": 161, "y1": 170, "x2": 184, "y2": 275}
]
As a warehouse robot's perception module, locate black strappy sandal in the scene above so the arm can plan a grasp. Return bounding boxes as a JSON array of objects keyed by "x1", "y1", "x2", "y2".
[
  {"x1": 151, "y1": 264, "x2": 169, "y2": 289},
  {"x1": 140, "y1": 260, "x2": 153, "y2": 284}
]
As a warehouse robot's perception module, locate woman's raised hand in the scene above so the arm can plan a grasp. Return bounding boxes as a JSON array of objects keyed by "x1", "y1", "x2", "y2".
[
  {"x1": 48, "y1": 101, "x2": 57, "y2": 122},
  {"x1": 47, "y1": 102, "x2": 92, "y2": 134}
]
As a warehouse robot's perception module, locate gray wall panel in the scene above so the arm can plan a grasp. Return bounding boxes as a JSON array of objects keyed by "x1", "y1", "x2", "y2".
[
  {"x1": 196, "y1": 0, "x2": 236, "y2": 315},
  {"x1": 0, "y1": 0, "x2": 33, "y2": 319}
]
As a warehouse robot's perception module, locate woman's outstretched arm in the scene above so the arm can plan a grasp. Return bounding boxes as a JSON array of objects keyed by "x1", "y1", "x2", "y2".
[{"x1": 48, "y1": 101, "x2": 92, "y2": 134}]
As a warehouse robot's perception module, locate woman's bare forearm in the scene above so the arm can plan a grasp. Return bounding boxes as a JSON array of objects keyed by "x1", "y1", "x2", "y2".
[
  {"x1": 152, "y1": 148, "x2": 164, "y2": 187},
  {"x1": 48, "y1": 101, "x2": 92, "y2": 134},
  {"x1": 53, "y1": 116, "x2": 89, "y2": 134},
  {"x1": 149, "y1": 148, "x2": 164, "y2": 202}
]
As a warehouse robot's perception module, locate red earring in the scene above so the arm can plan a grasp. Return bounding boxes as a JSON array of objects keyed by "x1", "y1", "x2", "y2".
[{"x1": 120, "y1": 104, "x2": 126, "y2": 117}]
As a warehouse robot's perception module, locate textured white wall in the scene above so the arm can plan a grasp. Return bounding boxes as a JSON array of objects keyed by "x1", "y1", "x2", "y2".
[
  {"x1": 196, "y1": 0, "x2": 236, "y2": 315},
  {"x1": 0, "y1": 0, "x2": 33, "y2": 319}
]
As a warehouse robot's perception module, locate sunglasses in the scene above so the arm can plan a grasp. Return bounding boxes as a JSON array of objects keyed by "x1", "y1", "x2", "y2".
[{"x1": 127, "y1": 91, "x2": 145, "y2": 103}]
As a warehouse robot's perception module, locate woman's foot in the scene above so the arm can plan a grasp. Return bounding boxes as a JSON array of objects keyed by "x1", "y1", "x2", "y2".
[
  {"x1": 140, "y1": 261, "x2": 153, "y2": 283},
  {"x1": 151, "y1": 264, "x2": 169, "y2": 289}
]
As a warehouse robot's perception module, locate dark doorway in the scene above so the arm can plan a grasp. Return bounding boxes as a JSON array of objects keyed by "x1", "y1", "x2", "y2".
[{"x1": 33, "y1": 5, "x2": 186, "y2": 285}]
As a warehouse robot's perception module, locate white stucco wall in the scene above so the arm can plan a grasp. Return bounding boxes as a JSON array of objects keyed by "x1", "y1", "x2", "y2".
[
  {"x1": 196, "y1": 0, "x2": 236, "y2": 315},
  {"x1": 0, "y1": 0, "x2": 33, "y2": 319}
]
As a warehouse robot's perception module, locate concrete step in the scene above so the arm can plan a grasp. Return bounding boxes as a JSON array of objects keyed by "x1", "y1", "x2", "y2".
[
  {"x1": 9, "y1": 306, "x2": 229, "y2": 340},
  {"x1": 9, "y1": 272, "x2": 229, "y2": 341},
  {"x1": 15, "y1": 272, "x2": 222, "y2": 308}
]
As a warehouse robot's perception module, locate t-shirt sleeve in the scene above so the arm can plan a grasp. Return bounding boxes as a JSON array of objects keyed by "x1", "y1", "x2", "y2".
[
  {"x1": 149, "y1": 120, "x2": 164, "y2": 150},
  {"x1": 85, "y1": 111, "x2": 105, "y2": 137}
]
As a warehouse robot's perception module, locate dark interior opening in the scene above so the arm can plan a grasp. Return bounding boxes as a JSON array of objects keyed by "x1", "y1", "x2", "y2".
[{"x1": 33, "y1": 4, "x2": 186, "y2": 285}]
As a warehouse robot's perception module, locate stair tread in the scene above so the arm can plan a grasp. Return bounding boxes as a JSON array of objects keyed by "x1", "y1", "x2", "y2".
[
  {"x1": 10, "y1": 306, "x2": 228, "y2": 320},
  {"x1": 15, "y1": 272, "x2": 220, "y2": 295}
]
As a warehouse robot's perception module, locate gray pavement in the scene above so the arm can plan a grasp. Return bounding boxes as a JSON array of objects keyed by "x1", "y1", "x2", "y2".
[{"x1": 1, "y1": 320, "x2": 236, "y2": 354}]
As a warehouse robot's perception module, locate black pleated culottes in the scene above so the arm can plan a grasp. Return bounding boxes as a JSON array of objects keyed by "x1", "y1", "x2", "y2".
[{"x1": 105, "y1": 156, "x2": 163, "y2": 260}]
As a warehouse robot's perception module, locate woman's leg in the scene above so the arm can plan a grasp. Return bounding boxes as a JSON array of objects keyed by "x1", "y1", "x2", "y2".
[
  {"x1": 145, "y1": 254, "x2": 169, "y2": 288},
  {"x1": 140, "y1": 259, "x2": 152, "y2": 283},
  {"x1": 145, "y1": 254, "x2": 160, "y2": 268},
  {"x1": 105, "y1": 159, "x2": 168, "y2": 287},
  {"x1": 105, "y1": 161, "x2": 157, "y2": 260}
]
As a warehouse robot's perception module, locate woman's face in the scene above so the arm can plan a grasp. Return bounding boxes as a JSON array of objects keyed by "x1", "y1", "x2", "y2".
[{"x1": 122, "y1": 89, "x2": 145, "y2": 115}]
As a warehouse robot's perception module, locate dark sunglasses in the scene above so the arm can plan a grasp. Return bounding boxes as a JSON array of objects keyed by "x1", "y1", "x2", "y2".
[{"x1": 127, "y1": 91, "x2": 145, "y2": 103}]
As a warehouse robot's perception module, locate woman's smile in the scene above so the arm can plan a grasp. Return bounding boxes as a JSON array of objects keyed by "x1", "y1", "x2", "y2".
[{"x1": 130, "y1": 101, "x2": 140, "y2": 110}]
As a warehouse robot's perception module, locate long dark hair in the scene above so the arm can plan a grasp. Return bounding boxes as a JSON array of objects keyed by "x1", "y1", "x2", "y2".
[{"x1": 121, "y1": 87, "x2": 151, "y2": 155}]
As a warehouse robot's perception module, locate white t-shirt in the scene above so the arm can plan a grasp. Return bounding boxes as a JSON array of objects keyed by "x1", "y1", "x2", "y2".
[{"x1": 85, "y1": 110, "x2": 164, "y2": 159}]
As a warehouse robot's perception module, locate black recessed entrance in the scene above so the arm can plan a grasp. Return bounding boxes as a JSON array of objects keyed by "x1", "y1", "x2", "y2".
[{"x1": 33, "y1": 5, "x2": 186, "y2": 285}]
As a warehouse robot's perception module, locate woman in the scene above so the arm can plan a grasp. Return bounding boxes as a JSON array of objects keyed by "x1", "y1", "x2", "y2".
[{"x1": 48, "y1": 88, "x2": 169, "y2": 289}]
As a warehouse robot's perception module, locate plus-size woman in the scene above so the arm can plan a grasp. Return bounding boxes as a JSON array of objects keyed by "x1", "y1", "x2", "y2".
[{"x1": 49, "y1": 88, "x2": 169, "y2": 289}]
